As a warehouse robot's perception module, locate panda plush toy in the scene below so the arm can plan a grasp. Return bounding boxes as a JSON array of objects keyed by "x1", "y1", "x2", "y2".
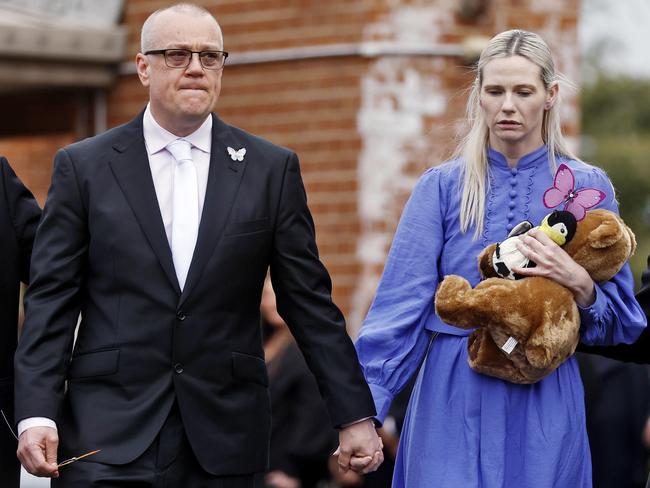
[{"x1": 492, "y1": 210, "x2": 577, "y2": 280}]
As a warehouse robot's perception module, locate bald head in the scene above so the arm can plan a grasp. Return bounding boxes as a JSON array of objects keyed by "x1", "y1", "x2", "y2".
[
  {"x1": 135, "y1": 2, "x2": 225, "y2": 136},
  {"x1": 140, "y1": 3, "x2": 223, "y2": 53}
]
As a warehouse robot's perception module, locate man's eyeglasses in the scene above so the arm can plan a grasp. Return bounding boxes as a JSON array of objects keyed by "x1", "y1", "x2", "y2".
[{"x1": 144, "y1": 49, "x2": 228, "y2": 70}]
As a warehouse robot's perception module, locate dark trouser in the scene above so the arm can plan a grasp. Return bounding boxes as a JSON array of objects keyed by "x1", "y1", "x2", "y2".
[
  {"x1": 0, "y1": 440, "x2": 20, "y2": 488},
  {"x1": 0, "y1": 385, "x2": 20, "y2": 488},
  {"x1": 53, "y1": 403, "x2": 265, "y2": 488}
]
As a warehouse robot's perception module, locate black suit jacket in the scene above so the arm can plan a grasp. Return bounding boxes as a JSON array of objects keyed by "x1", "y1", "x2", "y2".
[
  {"x1": 578, "y1": 256, "x2": 650, "y2": 363},
  {"x1": 0, "y1": 157, "x2": 40, "y2": 487},
  {"x1": 14, "y1": 113, "x2": 375, "y2": 475}
]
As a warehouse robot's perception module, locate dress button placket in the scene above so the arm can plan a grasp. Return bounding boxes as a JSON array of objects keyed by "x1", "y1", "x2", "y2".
[{"x1": 506, "y1": 168, "x2": 518, "y2": 232}]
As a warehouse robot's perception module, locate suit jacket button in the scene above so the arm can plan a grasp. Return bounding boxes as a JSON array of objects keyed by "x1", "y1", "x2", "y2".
[
  {"x1": 174, "y1": 363, "x2": 184, "y2": 374},
  {"x1": 176, "y1": 311, "x2": 186, "y2": 321}
]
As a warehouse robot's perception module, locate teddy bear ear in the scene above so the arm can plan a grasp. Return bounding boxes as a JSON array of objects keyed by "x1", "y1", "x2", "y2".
[
  {"x1": 587, "y1": 214, "x2": 625, "y2": 249},
  {"x1": 626, "y1": 225, "x2": 637, "y2": 255},
  {"x1": 478, "y1": 244, "x2": 499, "y2": 278}
]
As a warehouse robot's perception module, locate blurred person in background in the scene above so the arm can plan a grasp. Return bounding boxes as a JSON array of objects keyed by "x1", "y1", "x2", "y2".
[
  {"x1": 0, "y1": 156, "x2": 40, "y2": 488},
  {"x1": 576, "y1": 352, "x2": 650, "y2": 488},
  {"x1": 262, "y1": 278, "x2": 337, "y2": 488},
  {"x1": 578, "y1": 257, "x2": 650, "y2": 487},
  {"x1": 354, "y1": 29, "x2": 645, "y2": 487},
  {"x1": 579, "y1": 255, "x2": 650, "y2": 362},
  {"x1": 261, "y1": 276, "x2": 412, "y2": 488},
  {"x1": 13, "y1": 3, "x2": 381, "y2": 486},
  {"x1": 326, "y1": 379, "x2": 414, "y2": 488}
]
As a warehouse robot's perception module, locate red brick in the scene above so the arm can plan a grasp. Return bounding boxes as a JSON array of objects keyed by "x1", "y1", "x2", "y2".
[{"x1": 0, "y1": 0, "x2": 580, "y2": 323}]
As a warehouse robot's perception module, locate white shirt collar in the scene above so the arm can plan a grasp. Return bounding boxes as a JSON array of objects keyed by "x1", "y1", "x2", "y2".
[{"x1": 142, "y1": 104, "x2": 212, "y2": 155}]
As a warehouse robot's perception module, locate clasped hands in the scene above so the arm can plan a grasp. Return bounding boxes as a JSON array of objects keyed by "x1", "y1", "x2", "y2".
[
  {"x1": 514, "y1": 228, "x2": 595, "y2": 307},
  {"x1": 335, "y1": 418, "x2": 384, "y2": 475}
]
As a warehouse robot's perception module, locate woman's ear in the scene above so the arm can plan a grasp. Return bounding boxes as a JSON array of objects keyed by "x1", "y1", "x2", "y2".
[{"x1": 545, "y1": 83, "x2": 559, "y2": 110}]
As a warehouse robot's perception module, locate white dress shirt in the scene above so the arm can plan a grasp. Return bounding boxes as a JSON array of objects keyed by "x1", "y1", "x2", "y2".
[
  {"x1": 17, "y1": 105, "x2": 213, "y2": 437},
  {"x1": 142, "y1": 104, "x2": 212, "y2": 246}
]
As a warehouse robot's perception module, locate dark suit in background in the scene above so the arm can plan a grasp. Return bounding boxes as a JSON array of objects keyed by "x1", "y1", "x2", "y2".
[
  {"x1": 267, "y1": 338, "x2": 337, "y2": 487},
  {"x1": 578, "y1": 257, "x2": 650, "y2": 486},
  {"x1": 0, "y1": 156, "x2": 40, "y2": 488},
  {"x1": 577, "y1": 353, "x2": 650, "y2": 488},
  {"x1": 579, "y1": 256, "x2": 650, "y2": 362}
]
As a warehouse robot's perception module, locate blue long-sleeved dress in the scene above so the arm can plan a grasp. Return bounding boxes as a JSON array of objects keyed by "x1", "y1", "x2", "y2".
[{"x1": 356, "y1": 146, "x2": 647, "y2": 487}]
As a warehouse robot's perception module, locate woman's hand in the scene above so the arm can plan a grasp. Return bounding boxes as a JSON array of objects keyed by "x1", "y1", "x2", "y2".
[{"x1": 513, "y1": 228, "x2": 596, "y2": 307}]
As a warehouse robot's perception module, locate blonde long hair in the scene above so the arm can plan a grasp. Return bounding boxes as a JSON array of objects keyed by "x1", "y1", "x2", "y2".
[{"x1": 454, "y1": 29, "x2": 579, "y2": 238}]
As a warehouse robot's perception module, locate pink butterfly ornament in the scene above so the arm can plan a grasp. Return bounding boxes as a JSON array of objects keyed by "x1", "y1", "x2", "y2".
[{"x1": 543, "y1": 163, "x2": 606, "y2": 221}]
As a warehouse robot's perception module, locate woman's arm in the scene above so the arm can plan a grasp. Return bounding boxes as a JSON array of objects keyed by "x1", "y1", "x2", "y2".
[{"x1": 356, "y1": 167, "x2": 445, "y2": 423}]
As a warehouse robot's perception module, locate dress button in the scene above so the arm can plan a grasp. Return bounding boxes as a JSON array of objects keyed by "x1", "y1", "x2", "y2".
[
  {"x1": 506, "y1": 223, "x2": 514, "y2": 232},
  {"x1": 510, "y1": 168, "x2": 517, "y2": 175},
  {"x1": 507, "y1": 212, "x2": 514, "y2": 219},
  {"x1": 176, "y1": 311, "x2": 186, "y2": 321},
  {"x1": 508, "y1": 201, "x2": 516, "y2": 209},
  {"x1": 509, "y1": 190, "x2": 517, "y2": 198},
  {"x1": 510, "y1": 177, "x2": 517, "y2": 186},
  {"x1": 174, "y1": 363, "x2": 184, "y2": 374}
]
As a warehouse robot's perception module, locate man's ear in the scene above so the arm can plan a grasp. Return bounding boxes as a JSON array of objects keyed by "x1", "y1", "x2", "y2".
[{"x1": 135, "y1": 53, "x2": 150, "y2": 87}]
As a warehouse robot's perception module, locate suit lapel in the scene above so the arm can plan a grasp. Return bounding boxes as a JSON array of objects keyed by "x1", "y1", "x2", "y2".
[
  {"x1": 179, "y1": 115, "x2": 247, "y2": 305},
  {"x1": 109, "y1": 115, "x2": 181, "y2": 294}
]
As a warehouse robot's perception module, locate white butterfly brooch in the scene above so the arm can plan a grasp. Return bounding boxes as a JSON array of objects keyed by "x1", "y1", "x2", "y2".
[{"x1": 227, "y1": 146, "x2": 246, "y2": 162}]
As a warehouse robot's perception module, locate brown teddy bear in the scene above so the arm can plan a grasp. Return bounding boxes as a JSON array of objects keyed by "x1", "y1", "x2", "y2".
[{"x1": 434, "y1": 209, "x2": 636, "y2": 384}]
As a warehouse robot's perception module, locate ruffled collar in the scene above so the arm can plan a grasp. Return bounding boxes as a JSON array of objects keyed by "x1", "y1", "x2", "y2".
[{"x1": 487, "y1": 145, "x2": 548, "y2": 170}]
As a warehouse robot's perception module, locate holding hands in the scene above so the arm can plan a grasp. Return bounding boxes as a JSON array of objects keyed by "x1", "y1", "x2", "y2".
[{"x1": 335, "y1": 418, "x2": 384, "y2": 475}]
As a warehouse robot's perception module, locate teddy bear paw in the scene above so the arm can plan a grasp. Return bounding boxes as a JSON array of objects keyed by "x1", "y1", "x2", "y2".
[
  {"x1": 435, "y1": 275, "x2": 474, "y2": 328},
  {"x1": 525, "y1": 344, "x2": 553, "y2": 370}
]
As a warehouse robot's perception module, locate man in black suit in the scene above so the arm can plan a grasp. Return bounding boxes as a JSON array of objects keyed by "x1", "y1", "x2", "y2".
[
  {"x1": 0, "y1": 156, "x2": 40, "y2": 488},
  {"x1": 14, "y1": 4, "x2": 381, "y2": 486},
  {"x1": 578, "y1": 257, "x2": 650, "y2": 363}
]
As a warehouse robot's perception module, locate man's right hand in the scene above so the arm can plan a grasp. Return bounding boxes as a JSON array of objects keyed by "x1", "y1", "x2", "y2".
[{"x1": 17, "y1": 426, "x2": 59, "y2": 478}]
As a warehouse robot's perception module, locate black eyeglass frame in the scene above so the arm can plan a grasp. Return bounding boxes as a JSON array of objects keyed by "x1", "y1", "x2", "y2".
[{"x1": 144, "y1": 49, "x2": 229, "y2": 70}]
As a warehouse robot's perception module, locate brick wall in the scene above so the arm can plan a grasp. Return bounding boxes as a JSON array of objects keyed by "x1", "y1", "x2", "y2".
[
  {"x1": 0, "y1": 0, "x2": 581, "y2": 333},
  {"x1": 122, "y1": 0, "x2": 391, "y2": 56},
  {"x1": 0, "y1": 134, "x2": 74, "y2": 206}
]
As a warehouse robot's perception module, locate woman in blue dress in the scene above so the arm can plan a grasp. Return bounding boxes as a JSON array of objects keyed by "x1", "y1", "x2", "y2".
[{"x1": 355, "y1": 29, "x2": 647, "y2": 487}]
